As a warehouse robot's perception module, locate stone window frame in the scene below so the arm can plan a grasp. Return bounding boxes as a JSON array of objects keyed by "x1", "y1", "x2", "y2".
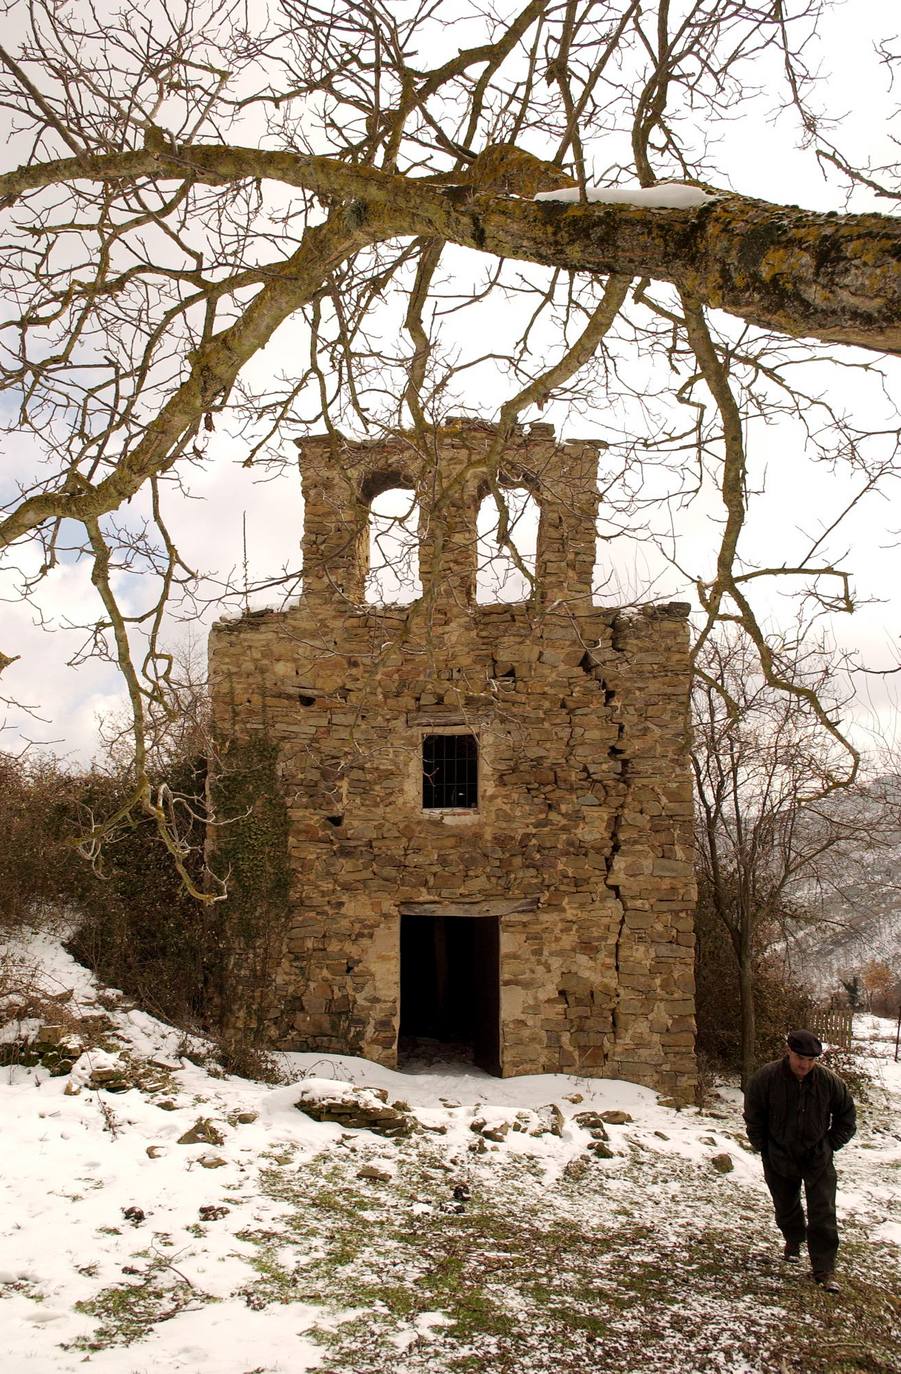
[
  {"x1": 359, "y1": 468, "x2": 422, "y2": 606},
  {"x1": 475, "y1": 474, "x2": 541, "y2": 607},
  {"x1": 419, "y1": 725, "x2": 481, "y2": 818}
]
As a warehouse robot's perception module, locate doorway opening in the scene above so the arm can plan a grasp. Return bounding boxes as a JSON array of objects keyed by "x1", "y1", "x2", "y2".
[{"x1": 398, "y1": 914, "x2": 500, "y2": 1074}]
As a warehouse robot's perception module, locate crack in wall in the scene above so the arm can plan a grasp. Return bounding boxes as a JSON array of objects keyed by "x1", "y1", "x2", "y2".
[
  {"x1": 599, "y1": 656, "x2": 630, "y2": 1072},
  {"x1": 605, "y1": 752, "x2": 629, "y2": 1059},
  {"x1": 577, "y1": 640, "x2": 632, "y2": 1071}
]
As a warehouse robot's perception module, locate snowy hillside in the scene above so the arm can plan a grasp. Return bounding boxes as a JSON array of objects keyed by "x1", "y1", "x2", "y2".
[
  {"x1": 1, "y1": 924, "x2": 900, "y2": 1374},
  {"x1": 783, "y1": 777, "x2": 901, "y2": 995},
  {"x1": 803, "y1": 837, "x2": 901, "y2": 991}
]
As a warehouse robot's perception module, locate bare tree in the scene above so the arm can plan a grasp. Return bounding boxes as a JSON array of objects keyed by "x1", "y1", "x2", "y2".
[
  {"x1": 691, "y1": 631, "x2": 882, "y2": 1085},
  {"x1": 1, "y1": 0, "x2": 899, "y2": 869}
]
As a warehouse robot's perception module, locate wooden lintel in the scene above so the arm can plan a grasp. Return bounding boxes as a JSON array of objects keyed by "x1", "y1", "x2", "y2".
[
  {"x1": 406, "y1": 712, "x2": 468, "y2": 728},
  {"x1": 398, "y1": 896, "x2": 540, "y2": 918}
]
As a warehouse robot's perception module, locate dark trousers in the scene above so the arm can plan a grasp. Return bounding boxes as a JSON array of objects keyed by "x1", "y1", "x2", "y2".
[{"x1": 762, "y1": 1154, "x2": 839, "y2": 1274}]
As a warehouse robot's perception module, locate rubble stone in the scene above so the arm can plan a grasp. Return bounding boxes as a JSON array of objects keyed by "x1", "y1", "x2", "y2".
[
  {"x1": 573, "y1": 1112, "x2": 609, "y2": 1139},
  {"x1": 294, "y1": 1086, "x2": 415, "y2": 1138},
  {"x1": 178, "y1": 1118, "x2": 226, "y2": 1146},
  {"x1": 357, "y1": 1164, "x2": 393, "y2": 1182}
]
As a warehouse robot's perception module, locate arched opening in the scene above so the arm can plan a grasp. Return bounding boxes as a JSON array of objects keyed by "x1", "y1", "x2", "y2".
[
  {"x1": 476, "y1": 485, "x2": 538, "y2": 604},
  {"x1": 364, "y1": 486, "x2": 422, "y2": 605}
]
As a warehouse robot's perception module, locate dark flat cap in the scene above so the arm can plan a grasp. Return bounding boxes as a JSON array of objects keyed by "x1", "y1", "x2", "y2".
[{"x1": 787, "y1": 1029, "x2": 823, "y2": 1057}]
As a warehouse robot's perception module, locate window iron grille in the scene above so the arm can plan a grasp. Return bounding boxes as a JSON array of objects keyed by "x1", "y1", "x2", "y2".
[{"x1": 422, "y1": 733, "x2": 478, "y2": 809}]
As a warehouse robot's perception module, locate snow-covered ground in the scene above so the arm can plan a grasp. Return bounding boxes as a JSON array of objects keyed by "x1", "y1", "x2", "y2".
[{"x1": 1, "y1": 924, "x2": 899, "y2": 1374}]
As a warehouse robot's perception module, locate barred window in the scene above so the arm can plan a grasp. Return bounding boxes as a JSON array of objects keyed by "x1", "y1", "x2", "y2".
[{"x1": 422, "y1": 734, "x2": 478, "y2": 809}]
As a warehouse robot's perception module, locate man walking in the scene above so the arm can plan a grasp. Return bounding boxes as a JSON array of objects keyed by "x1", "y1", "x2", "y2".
[{"x1": 743, "y1": 1029, "x2": 856, "y2": 1293}]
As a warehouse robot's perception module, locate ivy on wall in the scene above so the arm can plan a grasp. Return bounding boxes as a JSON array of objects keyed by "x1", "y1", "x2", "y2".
[{"x1": 208, "y1": 735, "x2": 291, "y2": 1049}]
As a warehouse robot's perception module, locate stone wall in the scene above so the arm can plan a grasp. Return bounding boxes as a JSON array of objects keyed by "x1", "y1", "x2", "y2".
[{"x1": 208, "y1": 421, "x2": 697, "y2": 1098}]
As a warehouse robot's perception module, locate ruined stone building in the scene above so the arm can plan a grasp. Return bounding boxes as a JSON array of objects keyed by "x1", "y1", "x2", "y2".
[{"x1": 208, "y1": 421, "x2": 697, "y2": 1098}]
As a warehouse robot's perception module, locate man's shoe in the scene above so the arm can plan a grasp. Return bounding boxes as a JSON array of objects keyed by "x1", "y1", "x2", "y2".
[
  {"x1": 783, "y1": 1240, "x2": 802, "y2": 1262},
  {"x1": 813, "y1": 1271, "x2": 840, "y2": 1293}
]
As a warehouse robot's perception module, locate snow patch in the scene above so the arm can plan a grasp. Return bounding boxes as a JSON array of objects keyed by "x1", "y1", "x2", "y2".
[
  {"x1": 2, "y1": 928, "x2": 900, "y2": 1373},
  {"x1": 534, "y1": 180, "x2": 714, "y2": 208},
  {"x1": 69, "y1": 1048, "x2": 124, "y2": 1089}
]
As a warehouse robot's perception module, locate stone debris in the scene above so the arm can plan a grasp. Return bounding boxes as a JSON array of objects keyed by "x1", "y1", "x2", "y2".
[
  {"x1": 294, "y1": 1083, "x2": 415, "y2": 1138},
  {"x1": 711, "y1": 1153, "x2": 734, "y2": 1174},
  {"x1": 470, "y1": 1117, "x2": 510, "y2": 1142},
  {"x1": 178, "y1": 1117, "x2": 226, "y2": 1146},
  {"x1": 534, "y1": 1103, "x2": 565, "y2": 1137},
  {"x1": 357, "y1": 1164, "x2": 393, "y2": 1182},
  {"x1": 599, "y1": 1110, "x2": 634, "y2": 1126},
  {"x1": 573, "y1": 1111, "x2": 610, "y2": 1138},
  {"x1": 33, "y1": 1024, "x2": 84, "y2": 1067},
  {"x1": 66, "y1": 1049, "x2": 130, "y2": 1094},
  {"x1": 199, "y1": 1205, "x2": 230, "y2": 1220}
]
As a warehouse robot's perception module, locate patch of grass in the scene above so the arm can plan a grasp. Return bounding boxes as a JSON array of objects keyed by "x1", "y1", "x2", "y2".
[
  {"x1": 0, "y1": 1275, "x2": 47, "y2": 1307},
  {"x1": 550, "y1": 1305, "x2": 614, "y2": 1339},
  {"x1": 70, "y1": 1253, "x2": 213, "y2": 1351},
  {"x1": 237, "y1": 1245, "x2": 307, "y2": 1309},
  {"x1": 214, "y1": 1139, "x2": 901, "y2": 1374}
]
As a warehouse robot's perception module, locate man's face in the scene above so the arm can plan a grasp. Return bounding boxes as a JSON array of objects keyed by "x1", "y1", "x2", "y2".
[{"x1": 787, "y1": 1049, "x2": 818, "y2": 1079}]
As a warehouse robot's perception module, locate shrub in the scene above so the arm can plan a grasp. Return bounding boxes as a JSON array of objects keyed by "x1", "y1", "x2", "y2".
[
  {"x1": 694, "y1": 893, "x2": 816, "y2": 1074},
  {"x1": 0, "y1": 731, "x2": 293, "y2": 1080},
  {"x1": 0, "y1": 752, "x2": 78, "y2": 926},
  {"x1": 65, "y1": 755, "x2": 220, "y2": 1030},
  {"x1": 0, "y1": 744, "x2": 226, "y2": 1034}
]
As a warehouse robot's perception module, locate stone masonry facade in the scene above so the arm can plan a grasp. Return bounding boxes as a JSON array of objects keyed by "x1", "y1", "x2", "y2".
[{"x1": 208, "y1": 421, "x2": 697, "y2": 1097}]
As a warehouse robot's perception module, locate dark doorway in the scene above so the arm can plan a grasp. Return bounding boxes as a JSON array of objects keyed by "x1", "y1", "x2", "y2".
[{"x1": 399, "y1": 915, "x2": 500, "y2": 1074}]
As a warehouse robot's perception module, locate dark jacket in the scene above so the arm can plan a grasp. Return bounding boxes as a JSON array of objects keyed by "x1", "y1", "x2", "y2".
[{"x1": 743, "y1": 1056, "x2": 856, "y2": 1177}]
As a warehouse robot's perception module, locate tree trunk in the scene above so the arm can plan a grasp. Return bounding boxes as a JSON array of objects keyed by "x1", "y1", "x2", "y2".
[{"x1": 737, "y1": 946, "x2": 756, "y2": 1092}]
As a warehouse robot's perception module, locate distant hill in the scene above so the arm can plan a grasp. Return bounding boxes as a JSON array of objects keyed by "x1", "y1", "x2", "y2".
[{"x1": 785, "y1": 776, "x2": 901, "y2": 1000}]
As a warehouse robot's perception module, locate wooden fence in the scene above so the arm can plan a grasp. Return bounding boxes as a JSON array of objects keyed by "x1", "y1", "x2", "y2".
[{"x1": 810, "y1": 1008, "x2": 854, "y2": 1049}]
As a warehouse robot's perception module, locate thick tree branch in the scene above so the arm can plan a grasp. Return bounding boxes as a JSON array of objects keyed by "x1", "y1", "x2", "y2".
[
  {"x1": 0, "y1": 212, "x2": 373, "y2": 549},
  {"x1": 2, "y1": 147, "x2": 900, "y2": 354}
]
